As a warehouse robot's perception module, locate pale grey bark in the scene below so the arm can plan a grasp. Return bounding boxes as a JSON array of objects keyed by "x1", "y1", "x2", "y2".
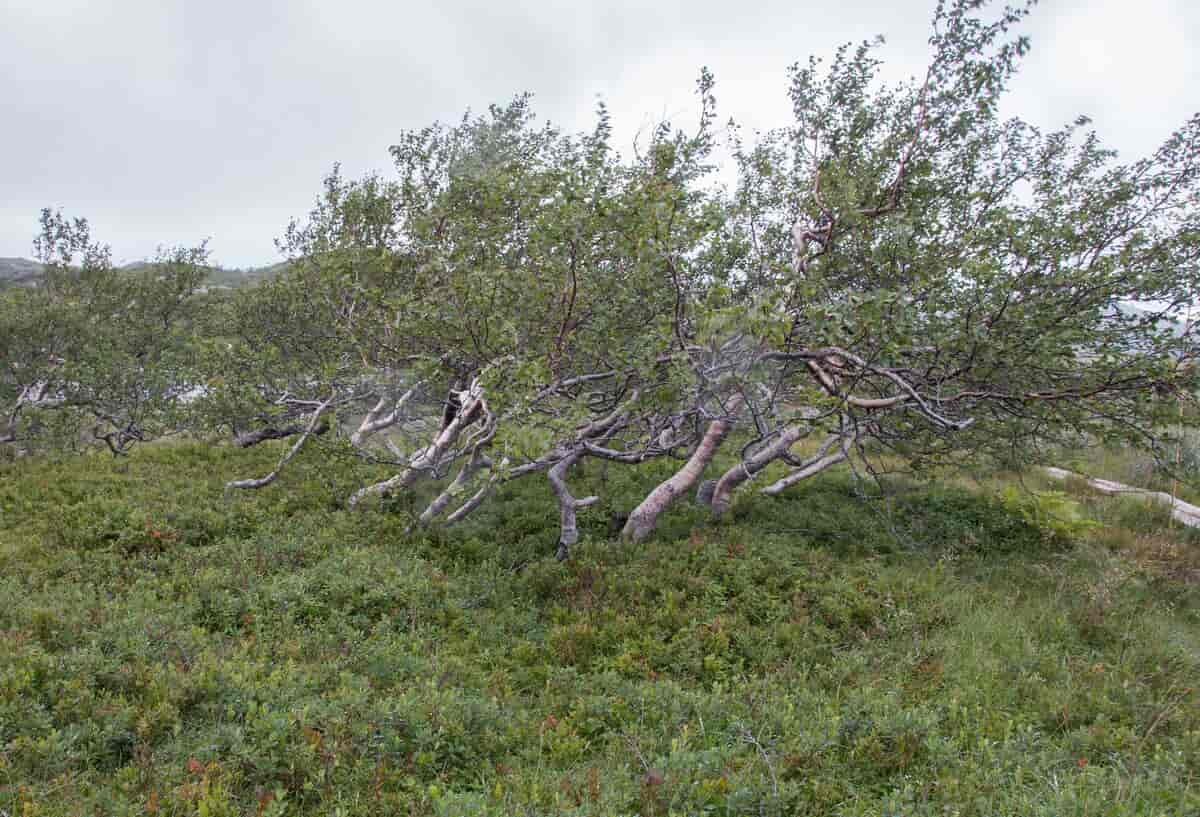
[
  {"x1": 443, "y1": 469, "x2": 503, "y2": 525},
  {"x1": 417, "y1": 452, "x2": 493, "y2": 526},
  {"x1": 622, "y1": 395, "x2": 743, "y2": 543},
  {"x1": 225, "y1": 395, "x2": 334, "y2": 490},
  {"x1": 348, "y1": 381, "x2": 485, "y2": 508},
  {"x1": 442, "y1": 392, "x2": 636, "y2": 534},
  {"x1": 709, "y1": 423, "x2": 813, "y2": 516},
  {"x1": 350, "y1": 382, "x2": 422, "y2": 446},
  {"x1": 416, "y1": 410, "x2": 496, "y2": 526},
  {"x1": 548, "y1": 450, "x2": 599, "y2": 560},
  {"x1": 1043, "y1": 467, "x2": 1200, "y2": 529}
]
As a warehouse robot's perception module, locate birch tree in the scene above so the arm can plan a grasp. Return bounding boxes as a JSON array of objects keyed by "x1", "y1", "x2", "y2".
[
  {"x1": 1, "y1": 210, "x2": 208, "y2": 455},
  {"x1": 203, "y1": 0, "x2": 1197, "y2": 548}
]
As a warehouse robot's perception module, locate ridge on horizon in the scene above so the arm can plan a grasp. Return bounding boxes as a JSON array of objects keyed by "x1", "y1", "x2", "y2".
[{"x1": 0, "y1": 256, "x2": 286, "y2": 288}]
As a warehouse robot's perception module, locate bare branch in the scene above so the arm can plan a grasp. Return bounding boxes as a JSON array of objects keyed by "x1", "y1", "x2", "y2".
[
  {"x1": 348, "y1": 379, "x2": 487, "y2": 508},
  {"x1": 709, "y1": 422, "x2": 814, "y2": 516},
  {"x1": 235, "y1": 420, "x2": 331, "y2": 448},
  {"x1": 350, "y1": 380, "x2": 423, "y2": 445},
  {"x1": 226, "y1": 394, "x2": 335, "y2": 490},
  {"x1": 760, "y1": 433, "x2": 853, "y2": 495}
]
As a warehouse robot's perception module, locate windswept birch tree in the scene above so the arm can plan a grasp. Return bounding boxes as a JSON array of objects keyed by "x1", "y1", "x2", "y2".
[{"x1": 197, "y1": 0, "x2": 1197, "y2": 550}]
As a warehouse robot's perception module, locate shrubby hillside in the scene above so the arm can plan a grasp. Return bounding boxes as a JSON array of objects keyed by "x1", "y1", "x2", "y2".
[
  {"x1": 1, "y1": 0, "x2": 1197, "y2": 812},
  {"x1": 0, "y1": 256, "x2": 42, "y2": 287},
  {"x1": 0, "y1": 256, "x2": 282, "y2": 290},
  {"x1": 1, "y1": 441, "x2": 1198, "y2": 815}
]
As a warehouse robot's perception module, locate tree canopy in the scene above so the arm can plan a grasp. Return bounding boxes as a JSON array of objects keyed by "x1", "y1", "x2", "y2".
[
  {"x1": 3, "y1": 0, "x2": 1196, "y2": 551},
  {"x1": 1, "y1": 210, "x2": 208, "y2": 454}
]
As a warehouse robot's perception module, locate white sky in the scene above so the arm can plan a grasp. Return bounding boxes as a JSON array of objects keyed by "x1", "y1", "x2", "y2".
[{"x1": 1, "y1": 0, "x2": 1196, "y2": 268}]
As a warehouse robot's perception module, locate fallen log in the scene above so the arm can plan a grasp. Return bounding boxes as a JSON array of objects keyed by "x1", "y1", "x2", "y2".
[{"x1": 1042, "y1": 467, "x2": 1200, "y2": 529}]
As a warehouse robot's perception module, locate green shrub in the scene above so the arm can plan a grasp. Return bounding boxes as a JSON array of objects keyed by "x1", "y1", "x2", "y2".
[
  {"x1": 2, "y1": 441, "x2": 1199, "y2": 815},
  {"x1": 999, "y1": 487, "x2": 1099, "y2": 543}
]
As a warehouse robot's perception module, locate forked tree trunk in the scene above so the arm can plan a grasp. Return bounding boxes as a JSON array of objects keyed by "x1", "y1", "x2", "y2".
[
  {"x1": 415, "y1": 410, "x2": 497, "y2": 526},
  {"x1": 621, "y1": 396, "x2": 743, "y2": 543},
  {"x1": 348, "y1": 384, "x2": 484, "y2": 508},
  {"x1": 708, "y1": 424, "x2": 811, "y2": 516},
  {"x1": 350, "y1": 382, "x2": 421, "y2": 446},
  {"x1": 548, "y1": 450, "x2": 599, "y2": 560},
  {"x1": 417, "y1": 451, "x2": 491, "y2": 526}
]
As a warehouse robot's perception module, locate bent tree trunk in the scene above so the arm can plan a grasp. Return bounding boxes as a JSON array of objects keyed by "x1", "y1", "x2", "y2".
[
  {"x1": 622, "y1": 396, "x2": 743, "y2": 543},
  {"x1": 708, "y1": 423, "x2": 811, "y2": 516},
  {"x1": 348, "y1": 383, "x2": 484, "y2": 508},
  {"x1": 416, "y1": 411, "x2": 497, "y2": 527}
]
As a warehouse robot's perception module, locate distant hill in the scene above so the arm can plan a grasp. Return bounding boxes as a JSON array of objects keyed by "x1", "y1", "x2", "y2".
[
  {"x1": 203, "y1": 261, "x2": 288, "y2": 289},
  {"x1": 0, "y1": 257, "x2": 286, "y2": 290},
  {"x1": 0, "y1": 257, "x2": 43, "y2": 287}
]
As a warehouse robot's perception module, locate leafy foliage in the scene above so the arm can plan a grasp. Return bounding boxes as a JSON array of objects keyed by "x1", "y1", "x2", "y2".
[
  {"x1": 0, "y1": 210, "x2": 209, "y2": 454},
  {"x1": 174, "y1": 0, "x2": 1197, "y2": 541},
  {"x1": 1, "y1": 442, "x2": 1198, "y2": 815},
  {"x1": 3, "y1": 1, "x2": 1197, "y2": 545},
  {"x1": 2, "y1": 4, "x2": 1199, "y2": 808}
]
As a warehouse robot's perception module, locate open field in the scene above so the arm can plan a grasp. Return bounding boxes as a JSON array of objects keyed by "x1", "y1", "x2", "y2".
[{"x1": 1, "y1": 442, "x2": 1198, "y2": 816}]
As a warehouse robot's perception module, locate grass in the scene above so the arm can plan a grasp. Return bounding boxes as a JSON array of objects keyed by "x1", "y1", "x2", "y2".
[{"x1": 1, "y1": 441, "x2": 1198, "y2": 815}]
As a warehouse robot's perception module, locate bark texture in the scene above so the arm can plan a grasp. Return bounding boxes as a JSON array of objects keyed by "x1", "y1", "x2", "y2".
[
  {"x1": 348, "y1": 382, "x2": 485, "y2": 508},
  {"x1": 548, "y1": 450, "x2": 599, "y2": 560},
  {"x1": 709, "y1": 424, "x2": 811, "y2": 516},
  {"x1": 621, "y1": 396, "x2": 743, "y2": 543},
  {"x1": 416, "y1": 411, "x2": 497, "y2": 526}
]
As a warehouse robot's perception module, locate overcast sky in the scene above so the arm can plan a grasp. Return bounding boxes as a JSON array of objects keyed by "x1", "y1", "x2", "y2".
[{"x1": 2, "y1": 0, "x2": 1196, "y2": 268}]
